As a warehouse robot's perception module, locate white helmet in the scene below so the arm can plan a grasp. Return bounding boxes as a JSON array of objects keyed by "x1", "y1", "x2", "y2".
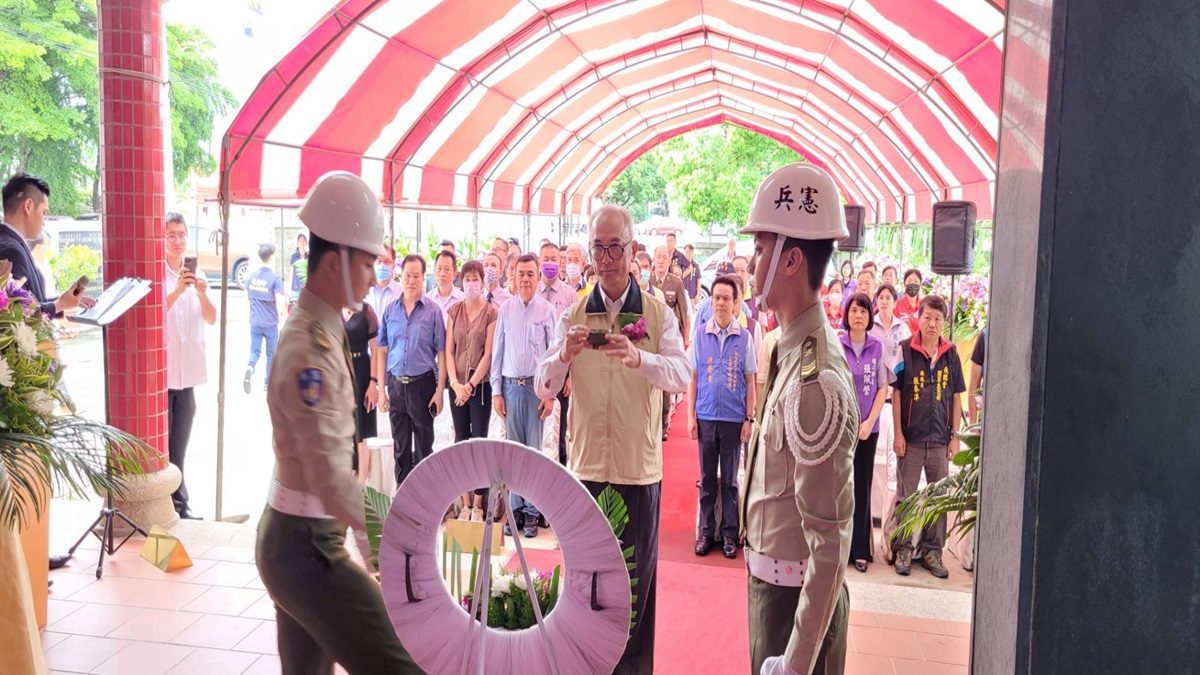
[
  {"x1": 741, "y1": 163, "x2": 847, "y2": 240},
  {"x1": 740, "y1": 163, "x2": 846, "y2": 312},
  {"x1": 298, "y1": 171, "x2": 387, "y2": 258}
]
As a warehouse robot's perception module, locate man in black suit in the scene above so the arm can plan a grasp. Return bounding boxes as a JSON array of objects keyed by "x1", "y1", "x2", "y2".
[
  {"x1": 2, "y1": 172, "x2": 95, "y2": 572},
  {"x1": 1, "y1": 173, "x2": 93, "y2": 317}
]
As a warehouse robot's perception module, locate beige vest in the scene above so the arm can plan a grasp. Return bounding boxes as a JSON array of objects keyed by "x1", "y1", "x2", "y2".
[{"x1": 567, "y1": 287, "x2": 667, "y2": 485}]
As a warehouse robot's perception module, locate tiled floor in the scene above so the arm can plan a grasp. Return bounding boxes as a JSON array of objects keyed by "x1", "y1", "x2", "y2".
[{"x1": 42, "y1": 532, "x2": 970, "y2": 674}]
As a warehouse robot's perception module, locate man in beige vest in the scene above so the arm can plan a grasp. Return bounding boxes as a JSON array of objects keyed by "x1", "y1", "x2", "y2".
[
  {"x1": 740, "y1": 164, "x2": 859, "y2": 675},
  {"x1": 535, "y1": 204, "x2": 690, "y2": 674}
]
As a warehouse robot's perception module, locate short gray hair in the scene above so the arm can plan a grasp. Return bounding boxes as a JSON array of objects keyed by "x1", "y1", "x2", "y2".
[
  {"x1": 564, "y1": 242, "x2": 585, "y2": 257},
  {"x1": 588, "y1": 204, "x2": 634, "y2": 243}
]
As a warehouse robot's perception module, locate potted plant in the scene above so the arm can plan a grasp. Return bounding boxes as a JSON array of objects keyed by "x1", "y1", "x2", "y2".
[
  {"x1": 891, "y1": 425, "x2": 981, "y2": 566},
  {"x1": 0, "y1": 259, "x2": 151, "y2": 665}
]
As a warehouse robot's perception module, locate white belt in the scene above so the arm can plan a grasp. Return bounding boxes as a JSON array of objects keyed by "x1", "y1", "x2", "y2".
[
  {"x1": 268, "y1": 480, "x2": 333, "y2": 519},
  {"x1": 746, "y1": 548, "x2": 807, "y2": 588}
]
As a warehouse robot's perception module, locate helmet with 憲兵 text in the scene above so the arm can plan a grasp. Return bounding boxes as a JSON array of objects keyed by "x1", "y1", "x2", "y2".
[
  {"x1": 298, "y1": 171, "x2": 387, "y2": 257},
  {"x1": 741, "y1": 163, "x2": 847, "y2": 241}
]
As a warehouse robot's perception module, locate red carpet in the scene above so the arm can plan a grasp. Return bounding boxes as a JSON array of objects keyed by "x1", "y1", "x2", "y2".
[
  {"x1": 501, "y1": 408, "x2": 750, "y2": 673},
  {"x1": 655, "y1": 406, "x2": 750, "y2": 674}
]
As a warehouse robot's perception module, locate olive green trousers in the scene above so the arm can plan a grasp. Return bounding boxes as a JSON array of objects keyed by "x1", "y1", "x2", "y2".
[{"x1": 747, "y1": 577, "x2": 850, "y2": 674}]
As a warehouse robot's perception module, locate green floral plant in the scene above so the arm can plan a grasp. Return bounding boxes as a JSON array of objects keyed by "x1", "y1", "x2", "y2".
[
  {"x1": 598, "y1": 485, "x2": 638, "y2": 634},
  {"x1": 891, "y1": 427, "x2": 981, "y2": 543},
  {"x1": 0, "y1": 261, "x2": 151, "y2": 530}
]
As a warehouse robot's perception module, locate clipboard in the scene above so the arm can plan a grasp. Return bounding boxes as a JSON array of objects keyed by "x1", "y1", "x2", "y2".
[{"x1": 67, "y1": 277, "x2": 152, "y2": 326}]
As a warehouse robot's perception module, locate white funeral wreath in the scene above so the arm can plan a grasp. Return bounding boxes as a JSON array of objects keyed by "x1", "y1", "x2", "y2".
[{"x1": 380, "y1": 439, "x2": 632, "y2": 675}]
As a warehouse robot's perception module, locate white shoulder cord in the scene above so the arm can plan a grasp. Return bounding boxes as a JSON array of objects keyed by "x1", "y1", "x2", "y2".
[{"x1": 783, "y1": 371, "x2": 851, "y2": 466}]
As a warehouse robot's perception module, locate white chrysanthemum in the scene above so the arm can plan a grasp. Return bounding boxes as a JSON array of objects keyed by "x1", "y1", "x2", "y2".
[
  {"x1": 513, "y1": 573, "x2": 528, "y2": 591},
  {"x1": 27, "y1": 390, "x2": 58, "y2": 416},
  {"x1": 14, "y1": 322, "x2": 38, "y2": 357},
  {"x1": 0, "y1": 359, "x2": 13, "y2": 387},
  {"x1": 490, "y1": 574, "x2": 513, "y2": 598}
]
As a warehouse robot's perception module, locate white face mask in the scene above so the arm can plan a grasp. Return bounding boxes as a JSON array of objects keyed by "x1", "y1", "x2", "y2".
[
  {"x1": 463, "y1": 279, "x2": 483, "y2": 299},
  {"x1": 565, "y1": 263, "x2": 582, "y2": 280}
]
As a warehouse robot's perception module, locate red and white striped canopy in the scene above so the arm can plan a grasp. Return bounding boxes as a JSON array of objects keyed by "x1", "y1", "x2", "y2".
[{"x1": 221, "y1": 0, "x2": 1004, "y2": 223}]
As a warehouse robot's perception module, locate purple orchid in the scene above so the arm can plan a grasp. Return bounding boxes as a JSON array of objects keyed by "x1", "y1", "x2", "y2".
[{"x1": 621, "y1": 315, "x2": 648, "y2": 342}]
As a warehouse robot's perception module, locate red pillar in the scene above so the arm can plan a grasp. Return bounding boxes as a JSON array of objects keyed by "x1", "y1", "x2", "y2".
[{"x1": 98, "y1": 0, "x2": 177, "y2": 524}]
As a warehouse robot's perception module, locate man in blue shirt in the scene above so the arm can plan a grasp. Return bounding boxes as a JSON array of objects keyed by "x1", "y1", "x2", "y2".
[
  {"x1": 243, "y1": 244, "x2": 287, "y2": 393},
  {"x1": 687, "y1": 275, "x2": 757, "y2": 559},
  {"x1": 491, "y1": 254, "x2": 557, "y2": 537},
  {"x1": 377, "y1": 254, "x2": 447, "y2": 485}
]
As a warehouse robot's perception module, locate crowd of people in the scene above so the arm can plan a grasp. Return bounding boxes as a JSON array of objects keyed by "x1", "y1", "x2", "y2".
[{"x1": 2, "y1": 166, "x2": 985, "y2": 674}]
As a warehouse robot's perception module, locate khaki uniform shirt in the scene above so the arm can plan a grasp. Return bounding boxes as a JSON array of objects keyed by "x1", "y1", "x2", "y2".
[
  {"x1": 267, "y1": 289, "x2": 364, "y2": 530},
  {"x1": 740, "y1": 301, "x2": 858, "y2": 674},
  {"x1": 651, "y1": 272, "x2": 689, "y2": 335}
]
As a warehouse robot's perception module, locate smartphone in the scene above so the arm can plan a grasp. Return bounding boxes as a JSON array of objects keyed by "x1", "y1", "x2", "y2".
[
  {"x1": 183, "y1": 256, "x2": 198, "y2": 274},
  {"x1": 587, "y1": 330, "x2": 610, "y2": 348},
  {"x1": 71, "y1": 275, "x2": 89, "y2": 296}
]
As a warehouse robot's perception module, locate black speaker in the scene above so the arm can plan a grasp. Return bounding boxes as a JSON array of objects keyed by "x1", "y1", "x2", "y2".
[
  {"x1": 838, "y1": 205, "x2": 865, "y2": 252},
  {"x1": 930, "y1": 201, "x2": 976, "y2": 275}
]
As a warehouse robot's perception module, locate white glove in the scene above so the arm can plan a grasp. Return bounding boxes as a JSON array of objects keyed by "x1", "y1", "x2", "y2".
[
  {"x1": 353, "y1": 530, "x2": 377, "y2": 575},
  {"x1": 760, "y1": 655, "x2": 801, "y2": 675}
]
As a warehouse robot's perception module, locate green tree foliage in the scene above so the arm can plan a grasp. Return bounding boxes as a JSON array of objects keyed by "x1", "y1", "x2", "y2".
[
  {"x1": 605, "y1": 153, "x2": 666, "y2": 223},
  {"x1": 50, "y1": 243, "x2": 99, "y2": 292},
  {"x1": 603, "y1": 124, "x2": 800, "y2": 233},
  {"x1": 0, "y1": 3, "x2": 233, "y2": 215},
  {"x1": 167, "y1": 23, "x2": 235, "y2": 187},
  {"x1": 0, "y1": 0, "x2": 98, "y2": 216}
]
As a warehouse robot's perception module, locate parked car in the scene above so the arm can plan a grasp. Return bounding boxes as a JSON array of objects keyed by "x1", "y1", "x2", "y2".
[{"x1": 696, "y1": 239, "x2": 756, "y2": 297}]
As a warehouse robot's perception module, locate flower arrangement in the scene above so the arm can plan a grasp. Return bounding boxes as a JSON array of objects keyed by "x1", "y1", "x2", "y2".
[
  {"x1": 0, "y1": 259, "x2": 151, "y2": 530},
  {"x1": 461, "y1": 565, "x2": 562, "y2": 630},
  {"x1": 618, "y1": 313, "x2": 647, "y2": 342}
]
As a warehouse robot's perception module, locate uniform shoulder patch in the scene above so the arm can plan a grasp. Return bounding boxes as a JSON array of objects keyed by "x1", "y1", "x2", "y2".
[
  {"x1": 800, "y1": 337, "x2": 819, "y2": 381},
  {"x1": 782, "y1": 370, "x2": 853, "y2": 466},
  {"x1": 298, "y1": 368, "x2": 324, "y2": 407},
  {"x1": 312, "y1": 322, "x2": 331, "y2": 352}
]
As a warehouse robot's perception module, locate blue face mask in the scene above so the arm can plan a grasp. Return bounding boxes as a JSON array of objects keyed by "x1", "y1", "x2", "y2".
[
  {"x1": 374, "y1": 263, "x2": 393, "y2": 282},
  {"x1": 640, "y1": 269, "x2": 651, "y2": 284}
]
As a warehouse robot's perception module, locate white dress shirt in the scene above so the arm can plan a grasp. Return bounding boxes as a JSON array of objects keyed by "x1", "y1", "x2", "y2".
[
  {"x1": 367, "y1": 281, "x2": 401, "y2": 320},
  {"x1": 535, "y1": 280, "x2": 691, "y2": 398},
  {"x1": 427, "y1": 285, "x2": 464, "y2": 323},
  {"x1": 538, "y1": 278, "x2": 577, "y2": 316},
  {"x1": 165, "y1": 262, "x2": 208, "y2": 390}
]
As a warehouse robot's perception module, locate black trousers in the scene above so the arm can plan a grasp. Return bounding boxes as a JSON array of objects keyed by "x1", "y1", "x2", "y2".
[
  {"x1": 387, "y1": 373, "x2": 437, "y2": 486},
  {"x1": 167, "y1": 387, "x2": 196, "y2": 514},
  {"x1": 583, "y1": 480, "x2": 660, "y2": 674},
  {"x1": 698, "y1": 419, "x2": 741, "y2": 540},
  {"x1": 556, "y1": 389, "x2": 570, "y2": 466},
  {"x1": 449, "y1": 381, "x2": 493, "y2": 443},
  {"x1": 851, "y1": 433, "x2": 880, "y2": 562}
]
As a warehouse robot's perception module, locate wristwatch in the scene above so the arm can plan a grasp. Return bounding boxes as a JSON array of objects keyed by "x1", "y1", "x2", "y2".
[
  {"x1": 745, "y1": 415, "x2": 755, "y2": 423},
  {"x1": 369, "y1": 376, "x2": 378, "y2": 384}
]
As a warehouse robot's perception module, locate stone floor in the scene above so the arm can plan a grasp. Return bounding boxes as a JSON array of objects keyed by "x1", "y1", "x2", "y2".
[{"x1": 41, "y1": 499, "x2": 970, "y2": 675}]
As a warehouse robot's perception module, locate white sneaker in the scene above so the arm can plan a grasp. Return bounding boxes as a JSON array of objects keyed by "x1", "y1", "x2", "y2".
[
  {"x1": 470, "y1": 507, "x2": 484, "y2": 522},
  {"x1": 456, "y1": 507, "x2": 472, "y2": 521}
]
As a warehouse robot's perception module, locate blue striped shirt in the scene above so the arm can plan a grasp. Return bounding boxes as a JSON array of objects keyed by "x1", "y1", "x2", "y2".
[{"x1": 490, "y1": 294, "x2": 557, "y2": 390}]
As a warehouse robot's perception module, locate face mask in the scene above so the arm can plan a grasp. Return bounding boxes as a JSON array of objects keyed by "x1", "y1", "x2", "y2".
[
  {"x1": 374, "y1": 263, "x2": 392, "y2": 282},
  {"x1": 640, "y1": 269, "x2": 651, "y2": 284},
  {"x1": 484, "y1": 268, "x2": 499, "y2": 287},
  {"x1": 905, "y1": 283, "x2": 920, "y2": 297},
  {"x1": 565, "y1": 263, "x2": 582, "y2": 280},
  {"x1": 542, "y1": 263, "x2": 559, "y2": 280},
  {"x1": 463, "y1": 279, "x2": 483, "y2": 298},
  {"x1": 828, "y1": 293, "x2": 843, "y2": 307}
]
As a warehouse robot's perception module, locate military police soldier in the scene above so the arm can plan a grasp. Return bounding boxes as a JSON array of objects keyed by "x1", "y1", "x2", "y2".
[
  {"x1": 255, "y1": 171, "x2": 422, "y2": 674},
  {"x1": 740, "y1": 164, "x2": 859, "y2": 675}
]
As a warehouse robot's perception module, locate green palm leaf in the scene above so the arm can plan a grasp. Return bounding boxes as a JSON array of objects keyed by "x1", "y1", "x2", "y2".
[
  {"x1": 597, "y1": 485, "x2": 629, "y2": 539},
  {"x1": 1, "y1": 415, "x2": 153, "y2": 530},
  {"x1": 363, "y1": 484, "x2": 392, "y2": 571}
]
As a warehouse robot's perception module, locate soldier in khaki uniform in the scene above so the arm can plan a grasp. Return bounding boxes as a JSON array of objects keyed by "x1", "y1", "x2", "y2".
[
  {"x1": 740, "y1": 164, "x2": 859, "y2": 675},
  {"x1": 255, "y1": 171, "x2": 422, "y2": 674}
]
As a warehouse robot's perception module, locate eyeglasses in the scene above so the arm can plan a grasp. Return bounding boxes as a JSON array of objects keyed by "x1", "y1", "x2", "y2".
[{"x1": 590, "y1": 241, "x2": 630, "y2": 263}]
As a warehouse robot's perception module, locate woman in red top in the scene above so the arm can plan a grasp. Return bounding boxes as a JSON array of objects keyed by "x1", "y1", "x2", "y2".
[
  {"x1": 823, "y1": 278, "x2": 845, "y2": 326},
  {"x1": 894, "y1": 268, "x2": 924, "y2": 332}
]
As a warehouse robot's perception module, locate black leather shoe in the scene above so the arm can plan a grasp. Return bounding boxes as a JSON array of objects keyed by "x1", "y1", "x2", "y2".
[
  {"x1": 722, "y1": 537, "x2": 738, "y2": 559},
  {"x1": 49, "y1": 554, "x2": 72, "y2": 570},
  {"x1": 178, "y1": 511, "x2": 203, "y2": 521},
  {"x1": 854, "y1": 560, "x2": 869, "y2": 573},
  {"x1": 695, "y1": 536, "x2": 715, "y2": 556}
]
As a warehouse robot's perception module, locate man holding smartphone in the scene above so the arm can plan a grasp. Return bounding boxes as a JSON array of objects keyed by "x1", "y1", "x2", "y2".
[{"x1": 165, "y1": 212, "x2": 216, "y2": 520}]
